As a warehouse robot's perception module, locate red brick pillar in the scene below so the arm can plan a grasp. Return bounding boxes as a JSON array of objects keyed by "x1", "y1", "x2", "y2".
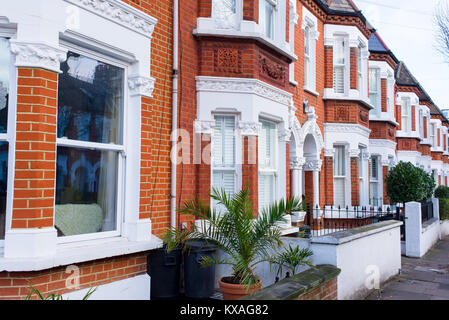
[
  {"x1": 198, "y1": 0, "x2": 212, "y2": 17},
  {"x1": 324, "y1": 151, "x2": 334, "y2": 206},
  {"x1": 324, "y1": 46, "x2": 333, "y2": 89},
  {"x1": 304, "y1": 171, "x2": 314, "y2": 210},
  {"x1": 243, "y1": 0, "x2": 259, "y2": 22},
  {"x1": 350, "y1": 47, "x2": 358, "y2": 90},
  {"x1": 242, "y1": 135, "x2": 258, "y2": 216},
  {"x1": 350, "y1": 152, "x2": 360, "y2": 207},
  {"x1": 381, "y1": 78, "x2": 387, "y2": 112},
  {"x1": 383, "y1": 165, "x2": 390, "y2": 205},
  {"x1": 197, "y1": 133, "x2": 212, "y2": 204},
  {"x1": 12, "y1": 68, "x2": 58, "y2": 229},
  {"x1": 411, "y1": 106, "x2": 416, "y2": 131}
]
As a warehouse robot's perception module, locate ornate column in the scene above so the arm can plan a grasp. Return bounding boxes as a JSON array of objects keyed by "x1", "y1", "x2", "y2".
[{"x1": 290, "y1": 157, "x2": 305, "y2": 201}]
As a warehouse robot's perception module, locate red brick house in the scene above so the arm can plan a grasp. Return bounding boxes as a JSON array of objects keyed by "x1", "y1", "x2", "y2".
[{"x1": 0, "y1": 0, "x2": 447, "y2": 300}]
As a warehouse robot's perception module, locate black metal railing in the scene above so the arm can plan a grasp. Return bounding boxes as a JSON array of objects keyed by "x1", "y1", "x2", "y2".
[
  {"x1": 420, "y1": 199, "x2": 434, "y2": 223},
  {"x1": 302, "y1": 204, "x2": 402, "y2": 238}
]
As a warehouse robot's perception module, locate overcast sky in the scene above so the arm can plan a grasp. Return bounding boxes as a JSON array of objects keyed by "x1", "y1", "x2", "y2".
[{"x1": 354, "y1": 0, "x2": 449, "y2": 109}]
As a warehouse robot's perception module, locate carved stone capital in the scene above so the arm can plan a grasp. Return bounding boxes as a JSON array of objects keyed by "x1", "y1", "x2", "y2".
[
  {"x1": 238, "y1": 121, "x2": 261, "y2": 136},
  {"x1": 349, "y1": 149, "x2": 360, "y2": 158},
  {"x1": 303, "y1": 159, "x2": 322, "y2": 172},
  {"x1": 128, "y1": 76, "x2": 156, "y2": 98},
  {"x1": 194, "y1": 119, "x2": 215, "y2": 135},
  {"x1": 10, "y1": 41, "x2": 67, "y2": 73},
  {"x1": 290, "y1": 157, "x2": 306, "y2": 170}
]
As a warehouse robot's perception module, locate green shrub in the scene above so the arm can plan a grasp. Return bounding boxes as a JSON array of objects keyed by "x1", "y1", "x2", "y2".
[
  {"x1": 439, "y1": 198, "x2": 449, "y2": 220},
  {"x1": 434, "y1": 185, "x2": 449, "y2": 199},
  {"x1": 386, "y1": 161, "x2": 436, "y2": 205}
]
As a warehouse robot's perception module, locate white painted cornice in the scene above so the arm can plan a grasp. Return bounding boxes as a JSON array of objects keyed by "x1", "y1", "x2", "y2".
[
  {"x1": 238, "y1": 121, "x2": 262, "y2": 136},
  {"x1": 196, "y1": 76, "x2": 293, "y2": 107},
  {"x1": 10, "y1": 41, "x2": 67, "y2": 73},
  {"x1": 64, "y1": 0, "x2": 157, "y2": 38}
]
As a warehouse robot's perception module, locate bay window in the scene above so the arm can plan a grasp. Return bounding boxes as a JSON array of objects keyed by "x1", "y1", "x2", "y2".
[
  {"x1": 430, "y1": 123, "x2": 436, "y2": 147},
  {"x1": 212, "y1": 115, "x2": 237, "y2": 212},
  {"x1": 260, "y1": 0, "x2": 277, "y2": 39},
  {"x1": 369, "y1": 68, "x2": 380, "y2": 115},
  {"x1": 333, "y1": 37, "x2": 346, "y2": 94},
  {"x1": 0, "y1": 37, "x2": 10, "y2": 241},
  {"x1": 358, "y1": 46, "x2": 363, "y2": 92},
  {"x1": 56, "y1": 50, "x2": 125, "y2": 241},
  {"x1": 333, "y1": 146, "x2": 346, "y2": 207},
  {"x1": 213, "y1": 0, "x2": 237, "y2": 29},
  {"x1": 258, "y1": 120, "x2": 277, "y2": 211},
  {"x1": 370, "y1": 156, "x2": 379, "y2": 207}
]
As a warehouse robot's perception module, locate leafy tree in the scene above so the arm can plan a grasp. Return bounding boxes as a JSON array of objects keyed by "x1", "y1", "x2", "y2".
[
  {"x1": 386, "y1": 161, "x2": 436, "y2": 206},
  {"x1": 434, "y1": 185, "x2": 449, "y2": 199}
]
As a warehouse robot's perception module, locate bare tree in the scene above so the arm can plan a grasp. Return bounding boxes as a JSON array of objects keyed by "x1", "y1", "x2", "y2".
[{"x1": 436, "y1": 1, "x2": 449, "y2": 62}]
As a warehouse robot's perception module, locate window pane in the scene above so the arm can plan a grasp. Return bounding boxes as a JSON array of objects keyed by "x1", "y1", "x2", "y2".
[
  {"x1": 0, "y1": 142, "x2": 8, "y2": 240},
  {"x1": 334, "y1": 39, "x2": 345, "y2": 65},
  {"x1": 259, "y1": 173, "x2": 274, "y2": 211},
  {"x1": 264, "y1": 0, "x2": 275, "y2": 39},
  {"x1": 0, "y1": 38, "x2": 10, "y2": 134},
  {"x1": 259, "y1": 120, "x2": 276, "y2": 169},
  {"x1": 213, "y1": 115, "x2": 235, "y2": 167},
  {"x1": 213, "y1": 0, "x2": 236, "y2": 29},
  {"x1": 58, "y1": 52, "x2": 124, "y2": 144},
  {"x1": 55, "y1": 146, "x2": 118, "y2": 237},
  {"x1": 334, "y1": 146, "x2": 345, "y2": 176}
]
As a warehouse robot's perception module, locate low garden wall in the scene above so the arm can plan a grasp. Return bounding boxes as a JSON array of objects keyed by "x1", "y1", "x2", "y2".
[
  {"x1": 441, "y1": 220, "x2": 449, "y2": 238},
  {"x1": 404, "y1": 199, "x2": 441, "y2": 258},
  {"x1": 242, "y1": 265, "x2": 340, "y2": 300},
  {"x1": 310, "y1": 220, "x2": 402, "y2": 300}
]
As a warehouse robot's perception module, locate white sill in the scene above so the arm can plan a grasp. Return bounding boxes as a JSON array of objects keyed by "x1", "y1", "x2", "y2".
[
  {"x1": 304, "y1": 86, "x2": 319, "y2": 97},
  {"x1": 0, "y1": 235, "x2": 163, "y2": 272}
]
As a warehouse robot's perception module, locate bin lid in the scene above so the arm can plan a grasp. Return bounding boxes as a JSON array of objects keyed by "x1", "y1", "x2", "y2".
[{"x1": 185, "y1": 239, "x2": 218, "y2": 251}]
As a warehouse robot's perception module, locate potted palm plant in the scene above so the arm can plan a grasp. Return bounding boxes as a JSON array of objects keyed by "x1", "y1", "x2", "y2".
[{"x1": 165, "y1": 187, "x2": 303, "y2": 300}]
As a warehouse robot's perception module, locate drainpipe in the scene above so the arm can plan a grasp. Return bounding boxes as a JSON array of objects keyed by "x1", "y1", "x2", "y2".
[{"x1": 170, "y1": 0, "x2": 179, "y2": 229}]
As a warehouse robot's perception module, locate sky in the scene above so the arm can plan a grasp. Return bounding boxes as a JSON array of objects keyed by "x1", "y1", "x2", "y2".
[{"x1": 353, "y1": 0, "x2": 449, "y2": 110}]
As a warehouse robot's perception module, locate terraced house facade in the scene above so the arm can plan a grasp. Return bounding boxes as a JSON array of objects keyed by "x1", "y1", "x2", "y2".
[{"x1": 0, "y1": 0, "x2": 447, "y2": 299}]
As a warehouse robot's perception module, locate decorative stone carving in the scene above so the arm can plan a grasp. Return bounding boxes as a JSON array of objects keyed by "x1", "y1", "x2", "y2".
[
  {"x1": 290, "y1": 157, "x2": 306, "y2": 170},
  {"x1": 359, "y1": 110, "x2": 369, "y2": 123},
  {"x1": 335, "y1": 106, "x2": 349, "y2": 122},
  {"x1": 65, "y1": 0, "x2": 157, "y2": 38},
  {"x1": 278, "y1": 127, "x2": 292, "y2": 142},
  {"x1": 303, "y1": 159, "x2": 322, "y2": 171},
  {"x1": 196, "y1": 77, "x2": 293, "y2": 106},
  {"x1": 128, "y1": 75, "x2": 156, "y2": 97},
  {"x1": 324, "y1": 149, "x2": 335, "y2": 158},
  {"x1": 194, "y1": 119, "x2": 216, "y2": 135},
  {"x1": 215, "y1": 48, "x2": 241, "y2": 73},
  {"x1": 238, "y1": 121, "x2": 262, "y2": 136},
  {"x1": 10, "y1": 41, "x2": 67, "y2": 73},
  {"x1": 349, "y1": 149, "x2": 360, "y2": 158},
  {"x1": 258, "y1": 53, "x2": 286, "y2": 85}
]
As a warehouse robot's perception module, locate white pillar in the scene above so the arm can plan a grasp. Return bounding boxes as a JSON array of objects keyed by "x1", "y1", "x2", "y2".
[{"x1": 405, "y1": 201, "x2": 422, "y2": 258}]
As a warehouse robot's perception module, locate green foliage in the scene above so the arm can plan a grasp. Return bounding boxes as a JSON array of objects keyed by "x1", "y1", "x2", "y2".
[
  {"x1": 164, "y1": 187, "x2": 304, "y2": 288},
  {"x1": 439, "y1": 198, "x2": 449, "y2": 220},
  {"x1": 435, "y1": 185, "x2": 449, "y2": 199},
  {"x1": 386, "y1": 161, "x2": 436, "y2": 204},
  {"x1": 267, "y1": 245, "x2": 313, "y2": 278},
  {"x1": 25, "y1": 286, "x2": 96, "y2": 300}
]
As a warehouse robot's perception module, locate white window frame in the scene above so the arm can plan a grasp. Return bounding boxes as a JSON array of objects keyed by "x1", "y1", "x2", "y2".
[
  {"x1": 333, "y1": 36, "x2": 348, "y2": 94},
  {"x1": 358, "y1": 46, "x2": 363, "y2": 92},
  {"x1": 333, "y1": 145, "x2": 347, "y2": 207},
  {"x1": 212, "y1": 0, "x2": 242, "y2": 30},
  {"x1": 0, "y1": 31, "x2": 17, "y2": 247},
  {"x1": 369, "y1": 67, "x2": 380, "y2": 115},
  {"x1": 258, "y1": 119, "x2": 278, "y2": 213},
  {"x1": 211, "y1": 114, "x2": 238, "y2": 210},
  {"x1": 304, "y1": 25, "x2": 311, "y2": 88},
  {"x1": 259, "y1": 0, "x2": 278, "y2": 40},
  {"x1": 430, "y1": 123, "x2": 436, "y2": 147},
  {"x1": 419, "y1": 109, "x2": 424, "y2": 139},
  {"x1": 369, "y1": 155, "x2": 380, "y2": 207},
  {"x1": 401, "y1": 98, "x2": 410, "y2": 132},
  {"x1": 56, "y1": 42, "x2": 127, "y2": 244}
]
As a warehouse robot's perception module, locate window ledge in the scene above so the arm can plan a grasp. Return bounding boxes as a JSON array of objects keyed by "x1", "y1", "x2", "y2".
[
  {"x1": 304, "y1": 86, "x2": 319, "y2": 97},
  {"x1": 0, "y1": 235, "x2": 163, "y2": 272}
]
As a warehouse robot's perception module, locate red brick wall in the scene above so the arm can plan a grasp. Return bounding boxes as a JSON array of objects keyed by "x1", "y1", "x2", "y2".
[
  {"x1": 198, "y1": 0, "x2": 212, "y2": 17},
  {"x1": 297, "y1": 278, "x2": 337, "y2": 300},
  {"x1": 383, "y1": 166, "x2": 389, "y2": 204},
  {"x1": 423, "y1": 116, "x2": 427, "y2": 138},
  {"x1": 13, "y1": 68, "x2": 58, "y2": 229},
  {"x1": 411, "y1": 106, "x2": 416, "y2": 132},
  {"x1": 242, "y1": 136, "x2": 258, "y2": 216},
  {"x1": 381, "y1": 78, "x2": 387, "y2": 112},
  {"x1": 243, "y1": 0, "x2": 259, "y2": 22},
  {"x1": 369, "y1": 121, "x2": 396, "y2": 142},
  {"x1": 324, "y1": 46, "x2": 333, "y2": 89},
  {"x1": 350, "y1": 47, "x2": 358, "y2": 90},
  {"x1": 0, "y1": 252, "x2": 147, "y2": 300},
  {"x1": 324, "y1": 100, "x2": 371, "y2": 128}
]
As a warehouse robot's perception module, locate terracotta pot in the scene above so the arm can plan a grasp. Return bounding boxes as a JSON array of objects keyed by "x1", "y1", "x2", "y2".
[{"x1": 218, "y1": 278, "x2": 262, "y2": 300}]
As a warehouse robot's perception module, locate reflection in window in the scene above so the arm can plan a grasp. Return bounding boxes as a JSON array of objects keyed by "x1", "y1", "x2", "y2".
[
  {"x1": 213, "y1": 0, "x2": 237, "y2": 29},
  {"x1": 55, "y1": 147, "x2": 118, "y2": 237},
  {"x1": 58, "y1": 52, "x2": 124, "y2": 144},
  {"x1": 56, "y1": 51, "x2": 124, "y2": 238},
  {"x1": 0, "y1": 38, "x2": 9, "y2": 133},
  {"x1": 0, "y1": 142, "x2": 7, "y2": 240},
  {"x1": 260, "y1": 0, "x2": 276, "y2": 39}
]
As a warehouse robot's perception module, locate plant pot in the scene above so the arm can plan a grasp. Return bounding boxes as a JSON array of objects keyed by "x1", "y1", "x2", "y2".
[
  {"x1": 292, "y1": 211, "x2": 307, "y2": 223},
  {"x1": 218, "y1": 278, "x2": 262, "y2": 300},
  {"x1": 147, "y1": 245, "x2": 182, "y2": 299},
  {"x1": 183, "y1": 239, "x2": 218, "y2": 299}
]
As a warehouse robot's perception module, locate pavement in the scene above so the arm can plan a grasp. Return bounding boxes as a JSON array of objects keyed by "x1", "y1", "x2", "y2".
[{"x1": 366, "y1": 236, "x2": 449, "y2": 300}]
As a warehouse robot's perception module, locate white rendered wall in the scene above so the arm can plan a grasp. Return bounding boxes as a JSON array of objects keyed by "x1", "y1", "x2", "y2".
[{"x1": 440, "y1": 220, "x2": 449, "y2": 237}]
